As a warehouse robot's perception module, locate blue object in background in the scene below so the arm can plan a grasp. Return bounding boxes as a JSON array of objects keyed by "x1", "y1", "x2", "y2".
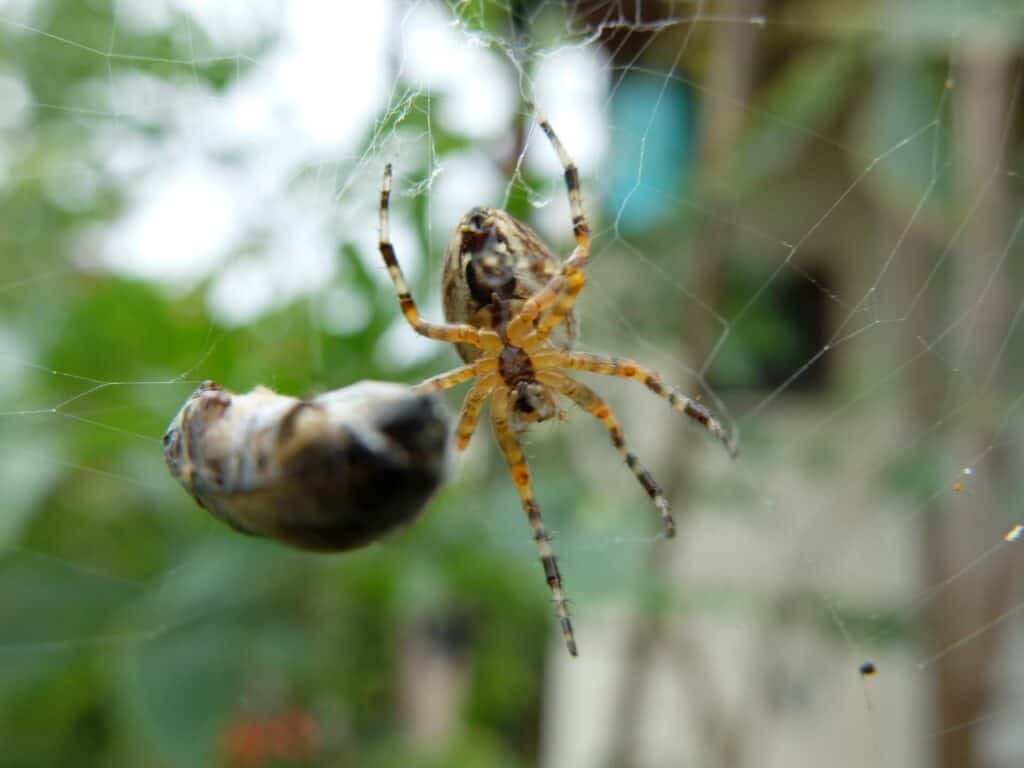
[{"x1": 604, "y1": 75, "x2": 695, "y2": 236}]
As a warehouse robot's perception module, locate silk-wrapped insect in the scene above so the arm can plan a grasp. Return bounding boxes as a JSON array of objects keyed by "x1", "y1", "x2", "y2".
[{"x1": 163, "y1": 380, "x2": 451, "y2": 551}]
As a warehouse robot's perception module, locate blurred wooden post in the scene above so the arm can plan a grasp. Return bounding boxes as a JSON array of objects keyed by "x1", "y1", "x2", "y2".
[
  {"x1": 595, "y1": 3, "x2": 762, "y2": 766},
  {"x1": 923, "y1": 42, "x2": 1019, "y2": 768},
  {"x1": 397, "y1": 612, "x2": 474, "y2": 753}
]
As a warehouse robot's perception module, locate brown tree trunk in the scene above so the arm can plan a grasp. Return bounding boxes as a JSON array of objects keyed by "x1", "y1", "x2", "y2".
[
  {"x1": 599, "y1": 3, "x2": 762, "y2": 766},
  {"x1": 924, "y1": 44, "x2": 1018, "y2": 768}
]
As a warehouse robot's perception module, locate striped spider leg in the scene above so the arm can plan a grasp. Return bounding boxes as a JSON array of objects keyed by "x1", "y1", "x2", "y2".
[
  {"x1": 379, "y1": 156, "x2": 579, "y2": 654},
  {"x1": 377, "y1": 114, "x2": 735, "y2": 657},
  {"x1": 378, "y1": 163, "x2": 503, "y2": 359}
]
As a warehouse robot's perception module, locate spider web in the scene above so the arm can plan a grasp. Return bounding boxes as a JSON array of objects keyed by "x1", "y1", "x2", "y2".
[{"x1": 1, "y1": 0, "x2": 1023, "y2": 766}]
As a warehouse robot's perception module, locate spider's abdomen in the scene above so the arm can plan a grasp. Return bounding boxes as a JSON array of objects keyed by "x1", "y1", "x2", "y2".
[{"x1": 442, "y1": 207, "x2": 577, "y2": 362}]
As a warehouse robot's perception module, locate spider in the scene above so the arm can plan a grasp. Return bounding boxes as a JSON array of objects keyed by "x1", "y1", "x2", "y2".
[{"x1": 378, "y1": 114, "x2": 737, "y2": 657}]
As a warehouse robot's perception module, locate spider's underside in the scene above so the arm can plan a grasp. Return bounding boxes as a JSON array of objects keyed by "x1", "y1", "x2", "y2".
[{"x1": 379, "y1": 115, "x2": 737, "y2": 657}]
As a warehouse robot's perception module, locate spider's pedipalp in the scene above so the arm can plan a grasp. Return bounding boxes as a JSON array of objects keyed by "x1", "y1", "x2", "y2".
[
  {"x1": 491, "y1": 389, "x2": 578, "y2": 657},
  {"x1": 455, "y1": 373, "x2": 499, "y2": 450},
  {"x1": 544, "y1": 350, "x2": 738, "y2": 459},
  {"x1": 539, "y1": 371, "x2": 675, "y2": 537},
  {"x1": 379, "y1": 165, "x2": 496, "y2": 351}
]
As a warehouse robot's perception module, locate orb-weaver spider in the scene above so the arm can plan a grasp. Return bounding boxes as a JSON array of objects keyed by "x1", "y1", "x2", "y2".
[{"x1": 378, "y1": 114, "x2": 736, "y2": 656}]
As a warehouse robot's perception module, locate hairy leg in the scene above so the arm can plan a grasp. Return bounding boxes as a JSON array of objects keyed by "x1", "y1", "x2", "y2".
[
  {"x1": 415, "y1": 358, "x2": 497, "y2": 394},
  {"x1": 506, "y1": 113, "x2": 591, "y2": 347},
  {"x1": 491, "y1": 389, "x2": 578, "y2": 656},
  {"x1": 454, "y1": 374, "x2": 499, "y2": 450},
  {"x1": 538, "y1": 371, "x2": 674, "y2": 537},
  {"x1": 380, "y1": 164, "x2": 500, "y2": 352},
  {"x1": 535, "y1": 349, "x2": 738, "y2": 458}
]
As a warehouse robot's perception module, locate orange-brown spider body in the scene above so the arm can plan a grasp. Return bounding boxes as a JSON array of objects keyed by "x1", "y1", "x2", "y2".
[
  {"x1": 378, "y1": 114, "x2": 736, "y2": 657},
  {"x1": 442, "y1": 206, "x2": 578, "y2": 425}
]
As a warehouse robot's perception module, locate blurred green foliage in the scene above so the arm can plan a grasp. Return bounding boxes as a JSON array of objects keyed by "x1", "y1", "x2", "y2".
[{"x1": 0, "y1": 2, "x2": 564, "y2": 764}]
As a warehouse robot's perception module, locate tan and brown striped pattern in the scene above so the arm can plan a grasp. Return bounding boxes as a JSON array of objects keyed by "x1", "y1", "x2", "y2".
[
  {"x1": 441, "y1": 206, "x2": 577, "y2": 361},
  {"x1": 539, "y1": 371, "x2": 675, "y2": 537},
  {"x1": 491, "y1": 391, "x2": 577, "y2": 656},
  {"x1": 375, "y1": 115, "x2": 736, "y2": 658},
  {"x1": 537, "y1": 111, "x2": 589, "y2": 246},
  {"x1": 549, "y1": 351, "x2": 739, "y2": 459},
  {"x1": 454, "y1": 374, "x2": 499, "y2": 450},
  {"x1": 502, "y1": 113, "x2": 591, "y2": 346},
  {"x1": 415, "y1": 358, "x2": 497, "y2": 394},
  {"x1": 528, "y1": 263, "x2": 586, "y2": 343},
  {"x1": 380, "y1": 165, "x2": 497, "y2": 350}
]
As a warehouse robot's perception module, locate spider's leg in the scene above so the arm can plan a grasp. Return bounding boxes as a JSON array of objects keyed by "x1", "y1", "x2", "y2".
[
  {"x1": 415, "y1": 358, "x2": 498, "y2": 394},
  {"x1": 506, "y1": 113, "x2": 591, "y2": 348},
  {"x1": 507, "y1": 260, "x2": 586, "y2": 348},
  {"x1": 526, "y1": 267, "x2": 587, "y2": 346},
  {"x1": 538, "y1": 371, "x2": 674, "y2": 537},
  {"x1": 536, "y1": 110, "x2": 589, "y2": 247},
  {"x1": 537, "y1": 350, "x2": 738, "y2": 459},
  {"x1": 491, "y1": 388, "x2": 578, "y2": 657},
  {"x1": 380, "y1": 165, "x2": 499, "y2": 352},
  {"x1": 454, "y1": 373, "x2": 499, "y2": 451}
]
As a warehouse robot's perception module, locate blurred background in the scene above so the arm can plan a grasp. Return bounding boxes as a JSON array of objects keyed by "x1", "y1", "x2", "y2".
[{"x1": 1, "y1": 0, "x2": 1023, "y2": 766}]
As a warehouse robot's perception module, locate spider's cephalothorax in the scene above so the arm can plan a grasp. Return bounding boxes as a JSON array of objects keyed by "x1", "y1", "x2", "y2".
[
  {"x1": 499, "y1": 342, "x2": 562, "y2": 425},
  {"x1": 378, "y1": 113, "x2": 737, "y2": 657}
]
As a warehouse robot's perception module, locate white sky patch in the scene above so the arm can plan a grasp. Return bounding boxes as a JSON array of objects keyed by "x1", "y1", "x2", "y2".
[
  {"x1": 0, "y1": 0, "x2": 37, "y2": 25},
  {"x1": 529, "y1": 45, "x2": 610, "y2": 176},
  {"x1": 321, "y1": 286, "x2": 371, "y2": 336},
  {"x1": 93, "y1": 160, "x2": 242, "y2": 284},
  {"x1": 100, "y1": 70, "x2": 187, "y2": 127},
  {"x1": 206, "y1": 256, "x2": 277, "y2": 326},
  {"x1": 402, "y1": 1, "x2": 472, "y2": 90},
  {"x1": 0, "y1": 325, "x2": 31, "y2": 397},
  {"x1": 0, "y1": 71, "x2": 30, "y2": 129},
  {"x1": 169, "y1": 0, "x2": 283, "y2": 51},
  {"x1": 270, "y1": 1, "x2": 390, "y2": 154},
  {"x1": 82, "y1": 0, "x2": 603, "y2": 327},
  {"x1": 439, "y1": 51, "x2": 516, "y2": 139},
  {"x1": 374, "y1": 297, "x2": 447, "y2": 371},
  {"x1": 114, "y1": 0, "x2": 176, "y2": 38},
  {"x1": 403, "y1": 1, "x2": 517, "y2": 139},
  {"x1": 42, "y1": 160, "x2": 100, "y2": 212},
  {"x1": 429, "y1": 149, "x2": 506, "y2": 237},
  {"x1": 206, "y1": 200, "x2": 338, "y2": 326},
  {"x1": 89, "y1": 0, "x2": 391, "y2": 321},
  {"x1": 0, "y1": 433, "x2": 62, "y2": 547}
]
